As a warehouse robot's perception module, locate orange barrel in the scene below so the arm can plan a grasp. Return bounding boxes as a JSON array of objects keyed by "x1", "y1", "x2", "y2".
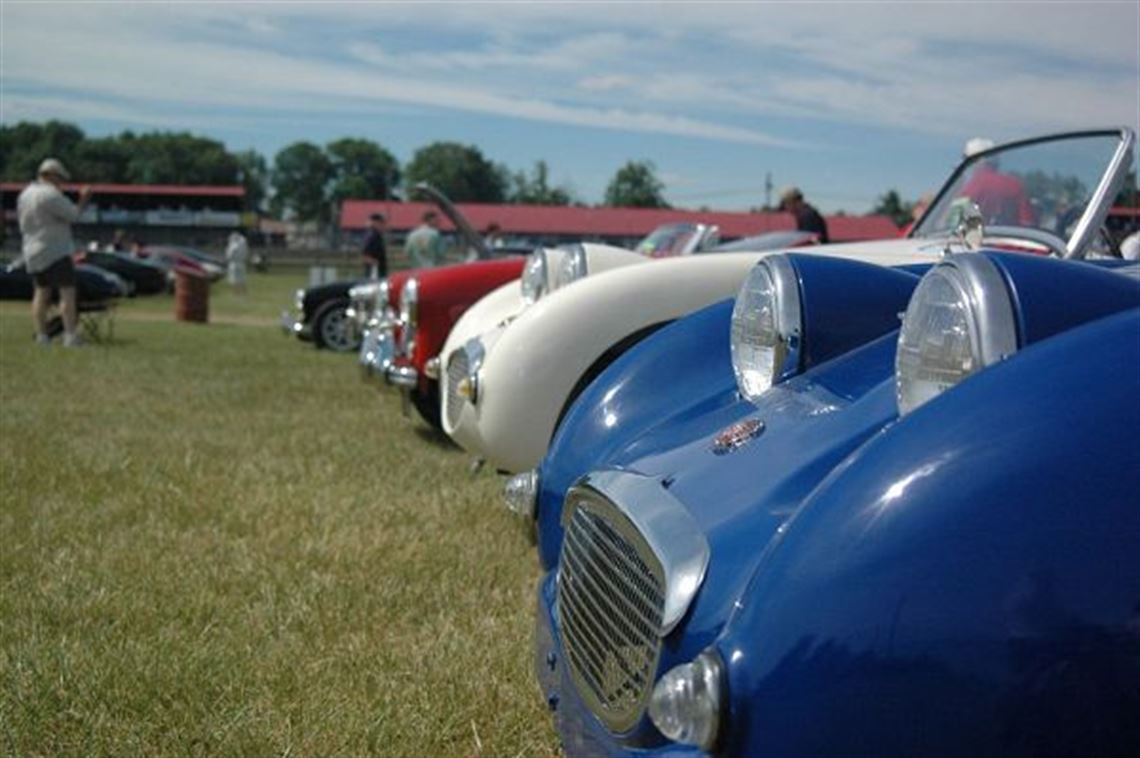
[{"x1": 174, "y1": 266, "x2": 210, "y2": 323}]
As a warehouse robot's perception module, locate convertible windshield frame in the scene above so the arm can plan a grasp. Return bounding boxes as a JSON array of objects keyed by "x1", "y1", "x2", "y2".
[{"x1": 910, "y1": 128, "x2": 1135, "y2": 259}]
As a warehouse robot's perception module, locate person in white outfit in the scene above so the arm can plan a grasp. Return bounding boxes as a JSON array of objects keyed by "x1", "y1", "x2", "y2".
[
  {"x1": 225, "y1": 230, "x2": 250, "y2": 294},
  {"x1": 17, "y1": 158, "x2": 92, "y2": 347}
]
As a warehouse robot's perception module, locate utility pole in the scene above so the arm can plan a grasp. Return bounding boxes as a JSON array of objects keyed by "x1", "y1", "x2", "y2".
[{"x1": 764, "y1": 172, "x2": 773, "y2": 211}]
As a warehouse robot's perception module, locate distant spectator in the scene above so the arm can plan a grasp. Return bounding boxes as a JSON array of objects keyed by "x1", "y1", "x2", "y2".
[
  {"x1": 779, "y1": 187, "x2": 829, "y2": 243},
  {"x1": 484, "y1": 222, "x2": 503, "y2": 248},
  {"x1": 225, "y1": 230, "x2": 249, "y2": 294},
  {"x1": 405, "y1": 210, "x2": 445, "y2": 268},
  {"x1": 17, "y1": 158, "x2": 92, "y2": 347},
  {"x1": 361, "y1": 212, "x2": 388, "y2": 278},
  {"x1": 960, "y1": 156, "x2": 1035, "y2": 227},
  {"x1": 109, "y1": 228, "x2": 127, "y2": 252}
]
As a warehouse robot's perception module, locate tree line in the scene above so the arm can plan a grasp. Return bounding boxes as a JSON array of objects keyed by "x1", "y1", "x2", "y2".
[{"x1": 1, "y1": 121, "x2": 671, "y2": 222}]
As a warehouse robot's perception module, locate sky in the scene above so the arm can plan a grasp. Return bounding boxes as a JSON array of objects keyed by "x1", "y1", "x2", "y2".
[{"x1": 2, "y1": 0, "x2": 1138, "y2": 213}]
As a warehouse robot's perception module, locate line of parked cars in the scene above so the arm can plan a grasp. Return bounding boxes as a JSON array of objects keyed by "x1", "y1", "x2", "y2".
[{"x1": 283, "y1": 129, "x2": 1139, "y2": 757}]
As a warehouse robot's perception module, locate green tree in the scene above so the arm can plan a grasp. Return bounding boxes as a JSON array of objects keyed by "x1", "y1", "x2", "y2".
[
  {"x1": 1, "y1": 120, "x2": 86, "y2": 181},
  {"x1": 235, "y1": 149, "x2": 269, "y2": 212},
  {"x1": 872, "y1": 189, "x2": 913, "y2": 228},
  {"x1": 326, "y1": 138, "x2": 400, "y2": 205},
  {"x1": 404, "y1": 142, "x2": 506, "y2": 203},
  {"x1": 603, "y1": 160, "x2": 669, "y2": 208},
  {"x1": 271, "y1": 142, "x2": 333, "y2": 222},
  {"x1": 73, "y1": 135, "x2": 132, "y2": 183},
  {"x1": 509, "y1": 160, "x2": 574, "y2": 205},
  {"x1": 121, "y1": 132, "x2": 238, "y2": 185}
]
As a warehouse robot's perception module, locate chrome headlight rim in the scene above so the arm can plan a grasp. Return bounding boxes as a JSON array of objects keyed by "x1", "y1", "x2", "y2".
[
  {"x1": 895, "y1": 254, "x2": 1019, "y2": 415},
  {"x1": 730, "y1": 254, "x2": 803, "y2": 404},
  {"x1": 399, "y1": 277, "x2": 419, "y2": 355},
  {"x1": 520, "y1": 249, "x2": 547, "y2": 304}
]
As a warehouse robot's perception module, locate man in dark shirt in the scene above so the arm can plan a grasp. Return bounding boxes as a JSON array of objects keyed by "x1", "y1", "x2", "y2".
[
  {"x1": 779, "y1": 187, "x2": 829, "y2": 243},
  {"x1": 361, "y1": 213, "x2": 388, "y2": 278}
]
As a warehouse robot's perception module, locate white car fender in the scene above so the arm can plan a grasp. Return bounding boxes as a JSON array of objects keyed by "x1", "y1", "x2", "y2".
[
  {"x1": 459, "y1": 253, "x2": 768, "y2": 472},
  {"x1": 446, "y1": 238, "x2": 943, "y2": 472}
]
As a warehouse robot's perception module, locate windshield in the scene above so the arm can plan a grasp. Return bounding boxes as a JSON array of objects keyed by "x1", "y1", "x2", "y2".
[
  {"x1": 636, "y1": 223, "x2": 704, "y2": 258},
  {"x1": 913, "y1": 133, "x2": 1126, "y2": 248}
]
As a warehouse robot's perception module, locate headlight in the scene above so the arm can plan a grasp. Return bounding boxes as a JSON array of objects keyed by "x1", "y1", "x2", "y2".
[
  {"x1": 730, "y1": 255, "x2": 802, "y2": 402},
  {"x1": 520, "y1": 249, "x2": 547, "y2": 304},
  {"x1": 648, "y1": 648, "x2": 724, "y2": 750},
  {"x1": 896, "y1": 255, "x2": 1018, "y2": 415},
  {"x1": 399, "y1": 278, "x2": 419, "y2": 355},
  {"x1": 294, "y1": 288, "x2": 305, "y2": 311},
  {"x1": 502, "y1": 469, "x2": 538, "y2": 521},
  {"x1": 551, "y1": 244, "x2": 588, "y2": 290}
]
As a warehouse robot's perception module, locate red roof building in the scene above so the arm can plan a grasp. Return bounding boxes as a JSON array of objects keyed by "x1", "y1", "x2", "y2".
[{"x1": 340, "y1": 200, "x2": 900, "y2": 245}]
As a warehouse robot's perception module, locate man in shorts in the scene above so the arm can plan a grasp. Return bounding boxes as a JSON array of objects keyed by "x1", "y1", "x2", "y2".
[{"x1": 17, "y1": 158, "x2": 92, "y2": 346}]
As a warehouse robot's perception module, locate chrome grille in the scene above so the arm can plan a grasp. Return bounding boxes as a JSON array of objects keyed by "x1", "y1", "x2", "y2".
[
  {"x1": 445, "y1": 350, "x2": 469, "y2": 430},
  {"x1": 558, "y1": 496, "x2": 664, "y2": 732}
]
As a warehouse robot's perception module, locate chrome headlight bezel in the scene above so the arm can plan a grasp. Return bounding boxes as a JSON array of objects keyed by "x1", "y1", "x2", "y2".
[
  {"x1": 730, "y1": 255, "x2": 803, "y2": 403},
  {"x1": 896, "y1": 255, "x2": 1019, "y2": 415},
  {"x1": 398, "y1": 277, "x2": 419, "y2": 355}
]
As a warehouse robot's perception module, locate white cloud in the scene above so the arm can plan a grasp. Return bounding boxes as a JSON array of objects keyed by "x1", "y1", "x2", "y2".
[{"x1": 1, "y1": 0, "x2": 1136, "y2": 148}]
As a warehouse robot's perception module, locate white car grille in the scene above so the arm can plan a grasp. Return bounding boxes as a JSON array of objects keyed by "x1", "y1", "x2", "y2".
[{"x1": 445, "y1": 350, "x2": 469, "y2": 430}]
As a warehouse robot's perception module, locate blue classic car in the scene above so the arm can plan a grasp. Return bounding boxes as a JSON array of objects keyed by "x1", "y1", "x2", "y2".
[{"x1": 523, "y1": 129, "x2": 1140, "y2": 756}]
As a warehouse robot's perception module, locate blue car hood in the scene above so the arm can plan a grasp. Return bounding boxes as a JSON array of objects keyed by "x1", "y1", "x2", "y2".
[{"x1": 594, "y1": 333, "x2": 901, "y2": 659}]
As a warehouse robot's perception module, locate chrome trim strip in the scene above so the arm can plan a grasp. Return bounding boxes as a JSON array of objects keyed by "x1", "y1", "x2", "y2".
[{"x1": 564, "y1": 470, "x2": 710, "y2": 635}]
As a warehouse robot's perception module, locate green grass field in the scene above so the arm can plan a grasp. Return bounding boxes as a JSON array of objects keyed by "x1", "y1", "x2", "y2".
[{"x1": 0, "y1": 273, "x2": 558, "y2": 756}]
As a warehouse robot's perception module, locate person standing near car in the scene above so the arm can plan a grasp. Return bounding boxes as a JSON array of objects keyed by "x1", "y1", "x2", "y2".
[
  {"x1": 225, "y1": 229, "x2": 250, "y2": 294},
  {"x1": 779, "y1": 187, "x2": 830, "y2": 243},
  {"x1": 17, "y1": 158, "x2": 92, "y2": 347},
  {"x1": 405, "y1": 210, "x2": 445, "y2": 268},
  {"x1": 361, "y1": 212, "x2": 388, "y2": 278}
]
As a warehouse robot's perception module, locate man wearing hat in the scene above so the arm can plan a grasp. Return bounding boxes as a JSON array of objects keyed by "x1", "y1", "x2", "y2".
[
  {"x1": 17, "y1": 158, "x2": 93, "y2": 346},
  {"x1": 361, "y1": 212, "x2": 388, "y2": 279},
  {"x1": 779, "y1": 186, "x2": 829, "y2": 244}
]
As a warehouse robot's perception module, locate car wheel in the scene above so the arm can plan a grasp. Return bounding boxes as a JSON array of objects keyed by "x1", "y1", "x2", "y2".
[
  {"x1": 411, "y1": 381, "x2": 442, "y2": 429},
  {"x1": 313, "y1": 300, "x2": 360, "y2": 352}
]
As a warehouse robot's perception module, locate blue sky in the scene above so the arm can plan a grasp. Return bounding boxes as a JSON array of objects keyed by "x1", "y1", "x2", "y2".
[{"x1": 2, "y1": 1, "x2": 1138, "y2": 212}]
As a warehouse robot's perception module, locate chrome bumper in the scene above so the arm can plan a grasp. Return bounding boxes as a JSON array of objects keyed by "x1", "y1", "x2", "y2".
[
  {"x1": 386, "y1": 364, "x2": 419, "y2": 389},
  {"x1": 280, "y1": 309, "x2": 309, "y2": 339}
]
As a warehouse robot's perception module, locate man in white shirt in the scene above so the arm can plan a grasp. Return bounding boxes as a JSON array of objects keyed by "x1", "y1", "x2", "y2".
[{"x1": 17, "y1": 158, "x2": 92, "y2": 346}]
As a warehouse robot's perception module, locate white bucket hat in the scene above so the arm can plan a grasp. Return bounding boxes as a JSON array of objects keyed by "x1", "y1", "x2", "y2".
[{"x1": 37, "y1": 157, "x2": 71, "y2": 180}]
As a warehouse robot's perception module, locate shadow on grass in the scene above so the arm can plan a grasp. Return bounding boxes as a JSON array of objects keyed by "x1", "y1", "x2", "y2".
[{"x1": 413, "y1": 424, "x2": 463, "y2": 452}]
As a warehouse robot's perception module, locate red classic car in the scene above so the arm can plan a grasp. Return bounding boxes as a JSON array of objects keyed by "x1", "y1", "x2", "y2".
[{"x1": 357, "y1": 257, "x2": 526, "y2": 427}]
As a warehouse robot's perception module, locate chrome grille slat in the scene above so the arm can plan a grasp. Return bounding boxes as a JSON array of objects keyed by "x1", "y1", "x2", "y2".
[
  {"x1": 558, "y1": 497, "x2": 665, "y2": 732},
  {"x1": 564, "y1": 526, "x2": 660, "y2": 635},
  {"x1": 445, "y1": 350, "x2": 469, "y2": 429},
  {"x1": 575, "y1": 514, "x2": 663, "y2": 619}
]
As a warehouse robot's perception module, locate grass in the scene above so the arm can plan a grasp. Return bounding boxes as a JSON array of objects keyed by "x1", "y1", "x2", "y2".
[{"x1": 0, "y1": 273, "x2": 558, "y2": 756}]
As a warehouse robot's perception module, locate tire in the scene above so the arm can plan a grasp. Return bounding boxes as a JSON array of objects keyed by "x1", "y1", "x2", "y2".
[
  {"x1": 312, "y1": 299, "x2": 360, "y2": 352},
  {"x1": 411, "y1": 381, "x2": 442, "y2": 429}
]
